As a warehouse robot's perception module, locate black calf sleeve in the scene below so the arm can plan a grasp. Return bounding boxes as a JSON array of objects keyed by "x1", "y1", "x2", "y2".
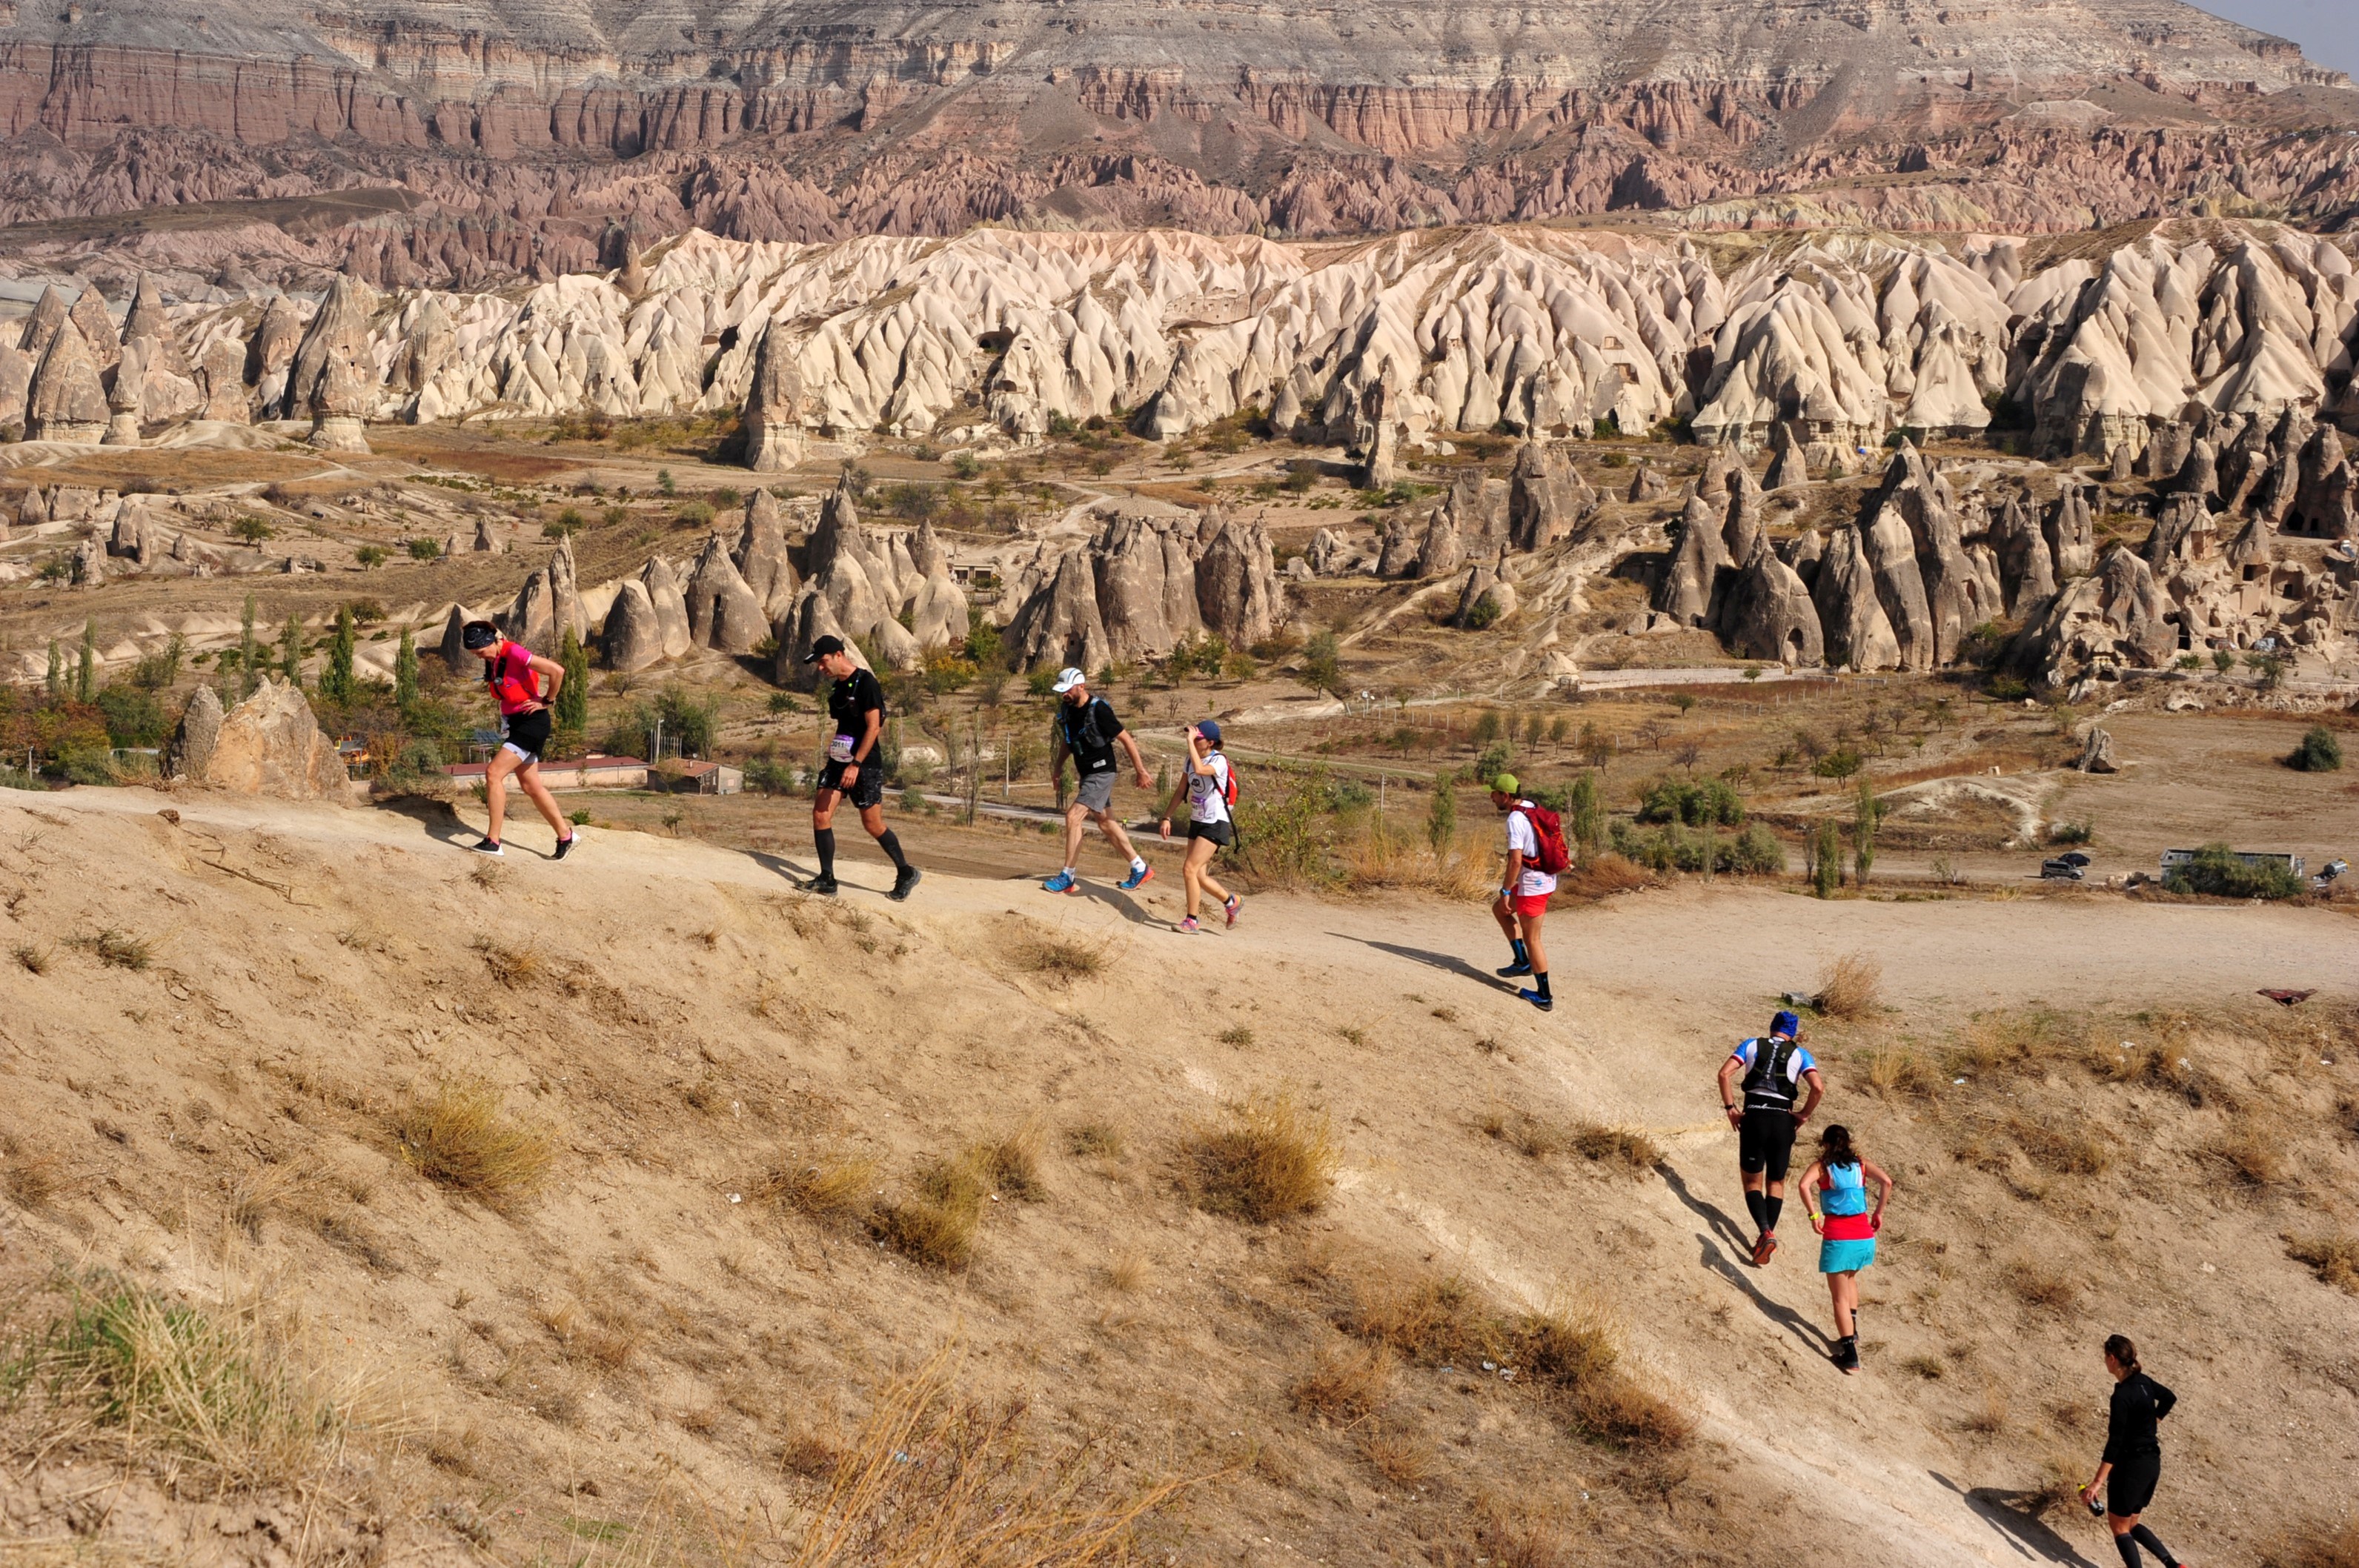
[
  {"x1": 1763, "y1": 1197, "x2": 1783, "y2": 1233},
  {"x1": 2129, "y1": 1526, "x2": 2177, "y2": 1568},
  {"x1": 1744, "y1": 1189, "x2": 1767, "y2": 1232},
  {"x1": 814, "y1": 828, "x2": 836, "y2": 877},
  {"x1": 877, "y1": 829, "x2": 910, "y2": 871},
  {"x1": 1534, "y1": 971, "x2": 1551, "y2": 999},
  {"x1": 2114, "y1": 1532, "x2": 2144, "y2": 1568}
]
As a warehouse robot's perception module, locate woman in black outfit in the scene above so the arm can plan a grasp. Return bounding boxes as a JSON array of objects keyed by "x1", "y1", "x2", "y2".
[{"x1": 2079, "y1": 1335, "x2": 2191, "y2": 1568}]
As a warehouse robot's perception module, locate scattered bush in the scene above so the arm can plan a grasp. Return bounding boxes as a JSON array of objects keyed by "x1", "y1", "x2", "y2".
[
  {"x1": 2285, "y1": 726, "x2": 2343, "y2": 772},
  {"x1": 2048, "y1": 818, "x2": 2094, "y2": 846},
  {"x1": 1015, "y1": 931, "x2": 1108, "y2": 984},
  {"x1": 2209, "y1": 1116, "x2": 2283, "y2": 1185},
  {"x1": 2001, "y1": 1258, "x2": 2077, "y2": 1310},
  {"x1": 1290, "y1": 1343, "x2": 1395, "y2": 1423},
  {"x1": 1567, "y1": 1123, "x2": 1662, "y2": 1175},
  {"x1": 1816, "y1": 951, "x2": 1882, "y2": 1020},
  {"x1": 1065, "y1": 1122, "x2": 1125, "y2": 1160},
  {"x1": 2163, "y1": 842, "x2": 2302, "y2": 900},
  {"x1": 73, "y1": 928, "x2": 153, "y2": 971},
  {"x1": 396, "y1": 1081, "x2": 554, "y2": 1207},
  {"x1": 759, "y1": 1155, "x2": 880, "y2": 1221},
  {"x1": 1186, "y1": 1092, "x2": 1337, "y2": 1223},
  {"x1": 872, "y1": 1155, "x2": 987, "y2": 1268},
  {"x1": 2283, "y1": 1232, "x2": 2359, "y2": 1295},
  {"x1": 1636, "y1": 776, "x2": 1742, "y2": 827}
]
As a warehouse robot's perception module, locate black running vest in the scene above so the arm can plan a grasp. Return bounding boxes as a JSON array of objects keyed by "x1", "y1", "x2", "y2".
[{"x1": 1741, "y1": 1037, "x2": 1802, "y2": 1112}]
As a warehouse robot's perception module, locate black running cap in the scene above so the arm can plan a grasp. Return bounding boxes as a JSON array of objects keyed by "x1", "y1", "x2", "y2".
[
  {"x1": 461, "y1": 621, "x2": 500, "y2": 650},
  {"x1": 802, "y1": 634, "x2": 847, "y2": 663}
]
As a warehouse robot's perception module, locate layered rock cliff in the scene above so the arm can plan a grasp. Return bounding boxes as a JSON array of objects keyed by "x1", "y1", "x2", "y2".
[{"x1": 0, "y1": 0, "x2": 2355, "y2": 286}]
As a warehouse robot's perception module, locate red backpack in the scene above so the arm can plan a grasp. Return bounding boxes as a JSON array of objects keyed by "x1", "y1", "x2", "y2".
[{"x1": 1517, "y1": 803, "x2": 1572, "y2": 874}]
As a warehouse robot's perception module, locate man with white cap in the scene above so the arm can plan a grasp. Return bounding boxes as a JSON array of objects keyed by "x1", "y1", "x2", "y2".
[{"x1": 1042, "y1": 667, "x2": 1155, "y2": 896}]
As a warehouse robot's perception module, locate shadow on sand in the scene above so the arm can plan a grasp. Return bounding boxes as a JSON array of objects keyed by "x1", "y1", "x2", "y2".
[
  {"x1": 1929, "y1": 1473, "x2": 2105, "y2": 1567},
  {"x1": 1656, "y1": 1163, "x2": 1831, "y2": 1356}
]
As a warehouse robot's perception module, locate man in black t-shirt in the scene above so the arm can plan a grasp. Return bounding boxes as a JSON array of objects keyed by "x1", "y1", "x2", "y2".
[
  {"x1": 1042, "y1": 667, "x2": 1154, "y2": 895},
  {"x1": 802, "y1": 636, "x2": 918, "y2": 900}
]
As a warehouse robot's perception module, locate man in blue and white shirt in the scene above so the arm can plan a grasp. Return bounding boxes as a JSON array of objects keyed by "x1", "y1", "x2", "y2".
[{"x1": 1715, "y1": 1010, "x2": 1825, "y2": 1266}]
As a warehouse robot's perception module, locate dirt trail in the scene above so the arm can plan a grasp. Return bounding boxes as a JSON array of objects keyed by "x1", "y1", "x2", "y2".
[{"x1": 7, "y1": 786, "x2": 2355, "y2": 1567}]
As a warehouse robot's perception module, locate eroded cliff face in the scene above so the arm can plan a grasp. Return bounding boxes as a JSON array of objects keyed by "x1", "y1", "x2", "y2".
[{"x1": 0, "y1": 0, "x2": 2355, "y2": 286}]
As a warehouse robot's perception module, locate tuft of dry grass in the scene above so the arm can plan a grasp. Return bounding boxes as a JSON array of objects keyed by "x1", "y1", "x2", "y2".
[
  {"x1": 395, "y1": 1080, "x2": 554, "y2": 1207},
  {"x1": 2284, "y1": 1232, "x2": 2359, "y2": 1294},
  {"x1": 1185, "y1": 1092, "x2": 1338, "y2": 1224},
  {"x1": 1106, "y1": 1250, "x2": 1149, "y2": 1294},
  {"x1": 1290, "y1": 1343, "x2": 1395, "y2": 1424},
  {"x1": 760, "y1": 1155, "x2": 882, "y2": 1221},
  {"x1": 1480, "y1": 1107, "x2": 1562, "y2": 1160},
  {"x1": 2260, "y1": 1521, "x2": 2359, "y2": 1568},
  {"x1": 4, "y1": 1146, "x2": 63, "y2": 1209},
  {"x1": 471, "y1": 937, "x2": 542, "y2": 988},
  {"x1": 1947, "y1": 1006, "x2": 2094, "y2": 1084},
  {"x1": 11, "y1": 942, "x2": 50, "y2": 975},
  {"x1": 1217, "y1": 1026, "x2": 1255, "y2": 1048},
  {"x1": 1814, "y1": 950, "x2": 1882, "y2": 1020},
  {"x1": 1962, "y1": 1384, "x2": 2011, "y2": 1435},
  {"x1": 779, "y1": 1424, "x2": 843, "y2": 1479},
  {"x1": 1567, "y1": 1375, "x2": 1694, "y2": 1452},
  {"x1": 873, "y1": 1156, "x2": 991, "y2": 1269},
  {"x1": 225, "y1": 1163, "x2": 305, "y2": 1240},
  {"x1": 970, "y1": 1124, "x2": 1047, "y2": 1203},
  {"x1": 1553, "y1": 853, "x2": 1656, "y2": 901},
  {"x1": 1568, "y1": 1122, "x2": 1662, "y2": 1175},
  {"x1": 2209, "y1": 1115, "x2": 2284, "y2": 1185},
  {"x1": 2005, "y1": 1114, "x2": 2116, "y2": 1174},
  {"x1": 1015, "y1": 931, "x2": 1109, "y2": 985},
  {"x1": 1900, "y1": 1354, "x2": 1945, "y2": 1381},
  {"x1": 783, "y1": 1343, "x2": 1192, "y2": 1566},
  {"x1": 0, "y1": 1272, "x2": 368, "y2": 1498},
  {"x1": 1359, "y1": 1427, "x2": 1435, "y2": 1491},
  {"x1": 1065, "y1": 1122, "x2": 1124, "y2": 1160},
  {"x1": 2001, "y1": 1259, "x2": 2077, "y2": 1311},
  {"x1": 1863, "y1": 1040, "x2": 1943, "y2": 1099},
  {"x1": 1338, "y1": 821, "x2": 1495, "y2": 900}
]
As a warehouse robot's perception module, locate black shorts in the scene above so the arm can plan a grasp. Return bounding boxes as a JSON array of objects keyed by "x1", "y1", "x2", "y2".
[
  {"x1": 818, "y1": 754, "x2": 885, "y2": 809},
  {"x1": 500, "y1": 710, "x2": 553, "y2": 765},
  {"x1": 1738, "y1": 1109, "x2": 1797, "y2": 1180},
  {"x1": 1187, "y1": 820, "x2": 1234, "y2": 846},
  {"x1": 2107, "y1": 1452, "x2": 2161, "y2": 1516}
]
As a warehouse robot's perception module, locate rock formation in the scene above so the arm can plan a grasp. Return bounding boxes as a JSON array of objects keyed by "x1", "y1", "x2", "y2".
[
  {"x1": 24, "y1": 322, "x2": 109, "y2": 442},
  {"x1": 1722, "y1": 545, "x2": 1825, "y2": 667},
  {"x1": 640, "y1": 557, "x2": 695, "y2": 659},
  {"x1": 733, "y1": 490, "x2": 799, "y2": 619},
  {"x1": 743, "y1": 325, "x2": 807, "y2": 473},
  {"x1": 1194, "y1": 511, "x2": 1284, "y2": 649},
  {"x1": 601, "y1": 580, "x2": 666, "y2": 674},
  {"x1": 1655, "y1": 493, "x2": 1732, "y2": 627},
  {"x1": 173, "y1": 678, "x2": 348, "y2": 800},
  {"x1": 683, "y1": 534, "x2": 769, "y2": 656}
]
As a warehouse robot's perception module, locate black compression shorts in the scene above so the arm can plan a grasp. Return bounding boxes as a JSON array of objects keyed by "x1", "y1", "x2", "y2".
[
  {"x1": 2107, "y1": 1452, "x2": 2160, "y2": 1516},
  {"x1": 500, "y1": 710, "x2": 553, "y2": 765},
  {"x1": 1187, "y1": 820, "x2": 1234, "y2": 846},
  {"x1": 817, "y1": 754, "x2": 885, "y2": 809},
  {"x1": 1738, "y1": 1109, "x2": 1797, "y2": 1180}
]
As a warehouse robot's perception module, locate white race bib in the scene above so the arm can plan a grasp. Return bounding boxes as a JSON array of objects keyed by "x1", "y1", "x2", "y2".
[{"x1": 827, "y1": 734, "x2": 855, "y2": 763}]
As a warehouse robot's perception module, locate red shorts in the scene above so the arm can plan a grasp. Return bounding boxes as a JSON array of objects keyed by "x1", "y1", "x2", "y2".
[{"x1": 1504, "y1": 891, "x2": 1550, "y2": 918}]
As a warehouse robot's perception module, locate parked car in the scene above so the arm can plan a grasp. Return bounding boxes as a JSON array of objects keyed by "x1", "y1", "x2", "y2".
[{"x1": 2040, "y1": 859, "x2": 2085, "y2": 880}]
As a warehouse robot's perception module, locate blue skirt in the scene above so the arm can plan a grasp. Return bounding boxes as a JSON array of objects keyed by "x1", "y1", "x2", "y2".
[{"x1": 1819, "y1": 1237, "x2": 1877, "y2": 1274}]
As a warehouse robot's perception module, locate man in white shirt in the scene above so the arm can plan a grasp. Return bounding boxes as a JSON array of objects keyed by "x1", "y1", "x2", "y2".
[{"x1": 1488, "y1": 774, "x2": 1554, "y2": 1012}]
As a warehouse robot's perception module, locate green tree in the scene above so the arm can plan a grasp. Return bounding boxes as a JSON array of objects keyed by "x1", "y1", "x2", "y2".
[
  {"x1": 44, "y1": 640, "x2": 63, "y2": 702},
  {"x1": 75, "y1": 619, "x2": 96, "y2": 705},
  {"x1": 1811, "y1": 820, "x2": 1842, "y2": 899},
  {"x1": 318, "y1": 608, "x2": 357, "y2": 706},
  {"x1": 278, "y1": 617, "x2": 304, "y2": 688},
  {"x1": 1472, "y1": 709, "x2": 1502, "y2": 745},
  {"x1": 1426, "y1": 768, "x2": 1458, "y2": 855},
  {"x1": 1568, "y1": 771, "x2": 1605, "y2": 863},
  {"x1": 554, "y1": 628, "x2": 590, "y2": 751},
  {"x1": 1851, "y1": 777, "x2": 1879, "y2": 888},
  {"x1": 1303, "y1": 630, "x2": 1341, "y2": 695},
  {"x1": 2285, "y1": 725, "x2": 2343, "y2": 773},
  {"x1": 394, "y1": 628, "x2": 419, "y2": 709}
]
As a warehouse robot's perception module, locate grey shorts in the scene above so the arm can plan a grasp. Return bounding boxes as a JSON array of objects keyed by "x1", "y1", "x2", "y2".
[{"x1": 1075, "y1": 770, "x2": 1116, "y2": 813}]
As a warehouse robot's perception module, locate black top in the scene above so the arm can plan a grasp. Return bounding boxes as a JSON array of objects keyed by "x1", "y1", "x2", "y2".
[
  {"x1": 828, "y1": 668, "x2": 886, "y2": 757},
  {"x1": 2103, "y1": 1371, "x2": 2177, "y2": 1464},
  {"x1": 1057, "y1": 696, "x2": 1125, "y2": 775}
]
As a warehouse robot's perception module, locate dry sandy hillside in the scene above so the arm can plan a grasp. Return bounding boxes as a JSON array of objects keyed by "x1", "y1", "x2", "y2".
[{"x1": 1, "y1": 785, "x2": 2355, "y2": 1567}]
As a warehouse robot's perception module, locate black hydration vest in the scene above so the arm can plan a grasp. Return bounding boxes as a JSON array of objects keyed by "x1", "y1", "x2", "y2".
[{"x1": 1741, "y1": 1037, "x2": 1801, "y2": 1112}]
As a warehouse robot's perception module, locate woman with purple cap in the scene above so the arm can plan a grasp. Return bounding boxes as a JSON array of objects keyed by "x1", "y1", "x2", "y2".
[{"x1": 1157, "y1": 719, "x2": 1240, "y2": 934}]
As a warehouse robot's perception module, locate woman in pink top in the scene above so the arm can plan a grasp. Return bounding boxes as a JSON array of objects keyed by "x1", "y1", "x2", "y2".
[{"x1": 461, "y1": 619, "x2": 578, "y2": 860}]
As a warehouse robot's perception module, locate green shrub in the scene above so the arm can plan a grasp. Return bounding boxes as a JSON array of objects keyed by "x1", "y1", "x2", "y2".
[
  {"x1": 1637, "y1": 776, "x2": 1742, "y2": 826},
  {"x1": 2163, "y1": 843, "x2": 2302, "y2": 900},
  {"x1": 95, "y1": 686, "x2": 170, "y2": 748},
  {"x1": 1813, "y1": 748, "x2": 1863, "y2": 780},
  {"x1": 1462, "y1": 591, "x2": 1503, "y2": 630},
  {"x1": 2285, "y1": 726, "x2": 2343, "y2": 773},
  {"x1": 1236, "y1": 769, "x2": 1337, "y2": 886},
  {"x1": 406, "y1": 537, "x2": 443, "y2": 560},
  {"x1": 1610, "y1": 819, "x2": 1784, "y2": 875}
]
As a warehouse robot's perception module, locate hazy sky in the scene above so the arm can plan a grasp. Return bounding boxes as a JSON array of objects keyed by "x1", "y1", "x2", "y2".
[{"x1": 2192, "y1": 0, "x2": 2358, "y2": 78}]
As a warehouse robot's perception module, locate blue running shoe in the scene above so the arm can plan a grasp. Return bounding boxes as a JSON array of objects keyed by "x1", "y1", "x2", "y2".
[
  {"x1": 1518, "y1": 988, "x2": 1554, "y2": 1012},
  {"x1": 1118, "y1": 864, "x2": 1155, "y2": 891},
  {"x1": 1496, "y1": 959, "x2": 1533, "y2": 977},
  {"x1": 1041, "y1": 870, "x2": 1078, "y2": 894}
]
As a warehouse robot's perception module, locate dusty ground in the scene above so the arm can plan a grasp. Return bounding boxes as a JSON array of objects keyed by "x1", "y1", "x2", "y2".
[{"x1": 1, "y1": 784, "x2": 2355, "y2": 1565}]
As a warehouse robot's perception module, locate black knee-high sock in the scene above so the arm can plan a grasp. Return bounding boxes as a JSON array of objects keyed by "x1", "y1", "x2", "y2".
[
  {"x1": 1510, "y1": 937, "x2": 1527, "y2": 963},
  {"x1": 1744, "y1": 1189, "x2": 1767, "y2": 1232},
  {"x1": 1762, "y1": 1196, "x2": 1783, "y2": 1233},
  {"x1": 2115, "y1": 1532, "x2": 2145, "y2": 1568},
  {"x1": 2129, "y1": 1526, "x2": 2177, "y2": 1568},
  {"x1": 877, "y1": 829, "x2": 910, "y2": 871},
  {"x1": 814, "y1": 828, "x2": 836, "y2": 877},
  {"x1": 1533, "y1": 971, "x2": 1551, "y2": 999}
]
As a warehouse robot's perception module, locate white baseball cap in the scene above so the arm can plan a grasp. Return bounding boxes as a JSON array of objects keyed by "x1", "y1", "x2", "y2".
[{"x1": 1052, "y1": 667, "x2": 1087, "y2": 694}]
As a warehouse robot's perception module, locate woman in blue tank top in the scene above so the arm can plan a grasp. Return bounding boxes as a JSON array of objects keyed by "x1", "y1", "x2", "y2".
[{"x1": 1798, "y1": 1123, "x2": 1894, "y2": 1375}]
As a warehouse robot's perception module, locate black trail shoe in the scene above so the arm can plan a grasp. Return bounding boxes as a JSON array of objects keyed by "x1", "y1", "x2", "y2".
[
  {"x1": 800, "y1": 873, "x2": 839, "y2": 897},
  {"x1": 889, "y1": 866, "x2": 922, "y2": 902}
]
